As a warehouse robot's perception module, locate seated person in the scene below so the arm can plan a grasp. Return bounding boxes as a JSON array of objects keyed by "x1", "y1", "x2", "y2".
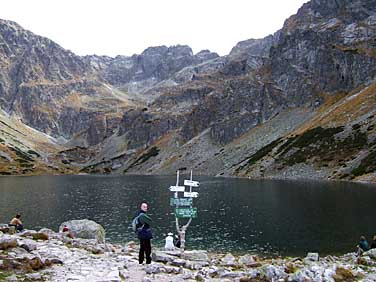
[
  {"x1": 61, "y1": 225, "x2": 74, "y2": 238},
  {"x1": 357, "y1": 235, "x2": 370, "y2": 256},
  {"x1": 174, "y1": 234, "x2": 181, "y2": 248},
  {"x1": 371, "y1": 235, "x2": 376, "y2": 249},
  {"x1": 165, "y1": 232, "x2": 175, "y2": 250},
  {"x1": 9, "y1": 213, "x2": 24, "y2": 232}
]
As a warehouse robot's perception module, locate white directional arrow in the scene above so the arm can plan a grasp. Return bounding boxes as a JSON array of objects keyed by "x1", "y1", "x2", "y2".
[
  {"x1": 184, "y1": 180, "x2": 200, "y2": 187},
  {"x1": 169, "y1": 186, "x2": 185, "y2": 192},
  {"x1": 184, "y1": 191, "x2": 199, "y2": 198}
]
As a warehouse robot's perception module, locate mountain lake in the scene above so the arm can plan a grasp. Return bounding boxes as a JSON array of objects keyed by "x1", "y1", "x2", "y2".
[{"x1": 0, "y1": 175, "x2": 375, "y2": 257}]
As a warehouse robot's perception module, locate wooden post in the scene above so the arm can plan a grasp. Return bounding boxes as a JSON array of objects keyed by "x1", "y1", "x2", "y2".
[
  {"x1": 172, "y1": 170, "x2": 198, "y2": 252},
  {"x1": 175, "y1": 217, "x2": 192, "y2": 251}
]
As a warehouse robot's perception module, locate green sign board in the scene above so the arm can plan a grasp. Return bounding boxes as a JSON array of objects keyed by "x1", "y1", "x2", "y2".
[
  {"x1": 170, "y1": 198, "x2": 193, "y2": 206},
  {"x1": 175, "y1": 207, "x2": 197, "y2": 218}
]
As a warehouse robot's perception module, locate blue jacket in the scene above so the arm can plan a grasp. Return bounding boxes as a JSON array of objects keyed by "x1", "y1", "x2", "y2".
[
  {"x1": 136, "y1": 211, "x2": 153, "y2": 240},
  {"x1": 359, "y1": 239, "x2": 370, "y2": 252}
]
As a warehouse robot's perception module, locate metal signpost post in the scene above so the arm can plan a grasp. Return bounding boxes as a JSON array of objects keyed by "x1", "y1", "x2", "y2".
[{"x1": 169, "y1": 170, "x2": 200, "y2": 251}]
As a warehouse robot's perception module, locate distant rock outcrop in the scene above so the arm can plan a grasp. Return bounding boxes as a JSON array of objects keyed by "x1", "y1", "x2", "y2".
[{"x1": 84, "y1": 45, "x2": 219, "y2": 97}]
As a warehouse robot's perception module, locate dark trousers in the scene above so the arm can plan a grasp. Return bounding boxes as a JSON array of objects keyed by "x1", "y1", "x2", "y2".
[
  {"x1": 8, "y1": 224, "x2": 23, "y2": 232},
  {"x1": 139, "y1": 239, "x2": 151, "y2": 264}
]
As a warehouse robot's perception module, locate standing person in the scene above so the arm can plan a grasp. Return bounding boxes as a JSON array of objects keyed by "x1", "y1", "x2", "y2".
[
  {"x1": 370, "y1": 235, "x2": 376, "y2": 249},
  {"x1": 357, "y1": 235, "x2": 370, "y2": 256},
  {"x1": 134, "y1": 202, "x2": 153, "y2": 264},
  {"x1": 9, "y1": 213, "x2": 24, "y2": 232}
]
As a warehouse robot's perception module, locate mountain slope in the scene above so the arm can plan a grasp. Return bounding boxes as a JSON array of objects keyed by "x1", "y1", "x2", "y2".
[
  {"x1": 0, "y1": 107, "x2": 75, "y2": 175},
  {"x1": 81, "y1": 0, "x2": 376, "y2": 182},
  {"x1": 232, "y1": 82, "x2": 376, "y2": 182},
  {"x1": 0, "y1": 0, "x2": 376, "y2": 182}
]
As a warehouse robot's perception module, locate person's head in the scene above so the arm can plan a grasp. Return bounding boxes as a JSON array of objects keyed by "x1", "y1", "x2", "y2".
[
  {"x1": 360, "y1": 236, "x2": 366, "y2": 241},
  {"x1": 373, "y1": 235, "x2": 376, "y2": 241},
  {"x1": 140, "y1": 202, "x2": 148, "y2": 212},
  {"x1": 15, "y1": 213, "x2": 21, "y2": 219}
]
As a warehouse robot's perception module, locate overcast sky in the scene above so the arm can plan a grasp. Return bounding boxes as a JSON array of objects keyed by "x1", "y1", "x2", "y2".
[{"x1": 0, "y1": 0, "x2": 308, "y2": 57}]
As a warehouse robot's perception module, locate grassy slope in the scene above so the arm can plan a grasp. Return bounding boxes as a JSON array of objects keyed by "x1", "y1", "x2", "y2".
[
  {"x1": 0, "y1": 109, "x2": 75, "y2": 175},
  {"x1": 232, "y1": 82, "x2": 376, "y2": 182}
]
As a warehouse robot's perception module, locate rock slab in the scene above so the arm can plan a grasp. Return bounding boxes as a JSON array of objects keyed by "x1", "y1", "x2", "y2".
[{"x1": 59, "y1": 219, "x2": 105, "y2": 243}]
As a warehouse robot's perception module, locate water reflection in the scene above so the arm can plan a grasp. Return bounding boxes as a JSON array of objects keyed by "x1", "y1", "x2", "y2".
[{"x1": 0, "y1": 175, "x2": 375, "y2": 256}]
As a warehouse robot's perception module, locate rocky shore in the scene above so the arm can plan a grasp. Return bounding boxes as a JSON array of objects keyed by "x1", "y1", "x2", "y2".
[{"x1": 1, "y1": 221, "x2": 376, "y2": 282}]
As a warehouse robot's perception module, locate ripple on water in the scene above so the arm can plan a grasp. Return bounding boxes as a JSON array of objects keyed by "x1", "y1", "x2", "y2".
[{"x1": 0, "y1": 175, "x2": 375, "y2": 256}]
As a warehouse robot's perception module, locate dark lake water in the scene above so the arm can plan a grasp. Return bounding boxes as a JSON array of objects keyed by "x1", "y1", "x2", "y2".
[{"x1": 0, "y1": 175, "x2": 376, "y2": 257}]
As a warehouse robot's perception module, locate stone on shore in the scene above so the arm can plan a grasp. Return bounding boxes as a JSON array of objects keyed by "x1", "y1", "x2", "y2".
[
  {"x1": 364, "y1": 248, "x2": 376, "y2": 259},
  {"x1": 0, "y1": 224, "x2": 15, "y2": 235},
  {"x1": 220, "y1": 270, "x2": 247, "y2": 279},
  {"x1": 18, "y1": 238, "x2": 38, "y2": 252},
  {"x1": 185, "y1": 260, "x2": 209, "y2": 270},
  {"x1": 260, "y1": 264, "x2": 288, "y2": 281},
  {"x1": 181, "y1": 250, "x2": 209, "y2": 262},
  {"x1": 238, "y1": 254, "x2": 259, "y2": 267},
  {"x1": 31, "y1": 232, "x2": 49, "y2": 241},
  {"x1": 304, "y1": 252, "x2": 319, "y2": 263},
  {"x1": 221, "y1": 253, "x2": 237, "y2": 266},
  {"x1": 171, "y1": 258, "x2": 187, "y2": 267},
  {"x1": 0, "y1": 224, "x2": 376, "y2": 282},
  {"x1": 38, "y1": 228, "x2": 55, "y2": 234},
  {"x1": 0, "y1": 224, "x2": 10, "y2": 233},
  {"x1": 25, "y1": 273, "x2": 43, "y2": 281},
  {"x1": 152, "y1": 251, "x2": 177, "y2": 263},
  {"x1": 59, "y1": 219, "x2": 105, "y2": 243},
  {"x1": 0, "y1": 235, "x2": 17, "y2": 250}
]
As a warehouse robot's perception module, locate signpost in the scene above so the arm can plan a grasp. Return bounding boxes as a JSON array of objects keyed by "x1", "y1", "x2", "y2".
[
  {"x1": 170, "y1": 198, "x2": 193, "y2": 206},
  {"x1": 169, "y1": 186, "x2": 185, "y2": 192},
  {"x1": 175, "y1": 207, "x2": 197, "y2": 218},
  {"x1": 183, "y1": 192, "x2": 199, "y2": 198},
  {"x1": 184, "y1": 180, "x2": 200, "y2": 187},
  {"x1": 168, "y1": 170, "x2": 200, "y2": 251}
]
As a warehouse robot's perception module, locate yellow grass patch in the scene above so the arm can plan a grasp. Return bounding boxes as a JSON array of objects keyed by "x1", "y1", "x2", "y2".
[
  {"x1": 293, "y1": 82, "x2": 376, "y2": 135},
  {"x1": 65, "y1": 92, "x2": 84, "y2": 110}
]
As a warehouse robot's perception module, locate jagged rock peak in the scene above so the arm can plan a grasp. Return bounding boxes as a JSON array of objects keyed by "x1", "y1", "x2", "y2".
[
  {"x1": 195, "y1": 49, "x2": 219, "y2": 60},
  {"x1": 0, "y1": 17, "x2": 84, "y2": 68},
  {"x1": 229, "y1": 35, "x2": 274, "y2": 58},
  {"x1": 297, "y1": 0, "x2": 375, "y2": 21},
  {"x1": 83, "y1": 44, "x2": 219, "y2": 87},
  {"x1": 0, "y1": 18, "x2": 24, "y2": 31},
  {"x1": 141, "y1": 44, "x2": 194, "y2": 57}
]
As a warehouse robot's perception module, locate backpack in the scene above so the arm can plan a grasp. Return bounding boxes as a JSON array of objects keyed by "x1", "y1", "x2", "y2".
[{"x1": 131, "y1": 214, "x2": 144, "y2": 233}]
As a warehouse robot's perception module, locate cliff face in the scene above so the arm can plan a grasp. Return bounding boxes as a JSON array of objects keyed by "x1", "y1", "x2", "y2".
[
  {"x1": 0, "y1": 20, "x2": 219, "y2": 147},
  {"x1": 228, "y1": 0, "x2": 376, "y2": 181},
  {"x1": 270, "y1": 0, "x2": 376, "y2": 105},
  {"x1": 85, "y1": 46, "x2": 219, "y2": 97},
  {"x1": 0, "y1": 19, "x2": 124, "y2": 145},
  {"x1": 1, "y1": 0, "x2": 376, "y2": 181}
]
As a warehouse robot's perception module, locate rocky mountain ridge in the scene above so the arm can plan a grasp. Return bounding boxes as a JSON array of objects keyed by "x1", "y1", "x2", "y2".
[
  {"x1": 0, "y1": 0, "x2": 375, "y2": 181},
  {"x1": 84, "y1": 46, "x2": 219, "y2": 101}
]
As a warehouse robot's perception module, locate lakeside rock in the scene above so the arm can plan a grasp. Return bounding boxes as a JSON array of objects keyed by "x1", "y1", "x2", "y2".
[
  {"x1": 1, "y1": 223, "x2": 376, "y2": 281},
  {"x1": 59, "y1": 219, "x2": 105, "y2": 243}
]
